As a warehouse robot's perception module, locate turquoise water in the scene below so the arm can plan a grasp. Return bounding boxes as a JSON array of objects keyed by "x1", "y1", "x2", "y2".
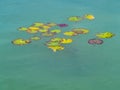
[{"x1": 0, "y1": 0, "x2": 120, "y2": 90}]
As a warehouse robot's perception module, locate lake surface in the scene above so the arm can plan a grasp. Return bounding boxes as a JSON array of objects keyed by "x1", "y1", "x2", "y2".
[{"x1": 0, "y1": 0, "x2": 120, "y2": 90}]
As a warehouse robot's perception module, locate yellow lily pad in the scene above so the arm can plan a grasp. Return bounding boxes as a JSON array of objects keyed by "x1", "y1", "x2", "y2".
[
  {"x1": 50, "y1": 38, "x2": 62, "y2": 42},
  {"x1": 84, "y1": 14, "x2": 95, "y2": 20},
  {"x1": 96, "y1": 32, "x2": 115, "y2": 38},
  {"x1": 61, "y1": 38, "x2": 73, "y2": 44},
  {"x1": 12, "y1": 39, "x2": 31, "y2": 45},
  {"x1": 42, "y1": 32, "x2": 54, "y2": 37},
  {"x1": 72, "y1": 28, "x2": 89, "y2": 34},
  {"x1": 28, "y1": 27, "x2": 40, "y2": 31},
  {"x1": 26, "y1": 29, "x2": 38, "y2": 34},
  {"x1": 64, "y1": 31, "x2": 77, "y2": 36},
  {"x1": 39, "y1": 29, "x2": 48, "y2": 33},
  {"x1": 30, "y1": 36, "x2": 41, "y2": 40},
  {"x1": 18, "y1": 27, "x2": 28, "y2": 31},
  {"x1": 68, "y1": 16, "x2": 82, "y2": 22},
  {"x1": 50, "y1": 29, "x2": 61, "y2": 33},
  {"x1": 48, "y1": 45, "x2": 64, "y2": 52},
  {"x1": 47, "y1": 23, "x2": 57, "y2": 27},
  {"x1": 32, "y1": 22, "x2": 44, "y2": 27}
]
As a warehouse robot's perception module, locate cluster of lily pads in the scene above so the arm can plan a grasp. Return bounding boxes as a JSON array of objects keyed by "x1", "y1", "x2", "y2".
[{"x1": 12, "y1": 14, "x2": 115, "y2": 52}]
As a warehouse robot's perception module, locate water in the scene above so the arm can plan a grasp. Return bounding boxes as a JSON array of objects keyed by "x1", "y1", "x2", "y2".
[{"x1": 0, "y1": 0, "x2": 120, "y2": 90}]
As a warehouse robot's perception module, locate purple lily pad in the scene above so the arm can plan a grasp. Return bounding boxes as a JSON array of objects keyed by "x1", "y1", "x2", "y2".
[
  {"x1": 88, "y1": 39, "x2": 103, "y2": 45},
  {"x1": 57, "y1": 24, "x2": 68, "y2": 27}
]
